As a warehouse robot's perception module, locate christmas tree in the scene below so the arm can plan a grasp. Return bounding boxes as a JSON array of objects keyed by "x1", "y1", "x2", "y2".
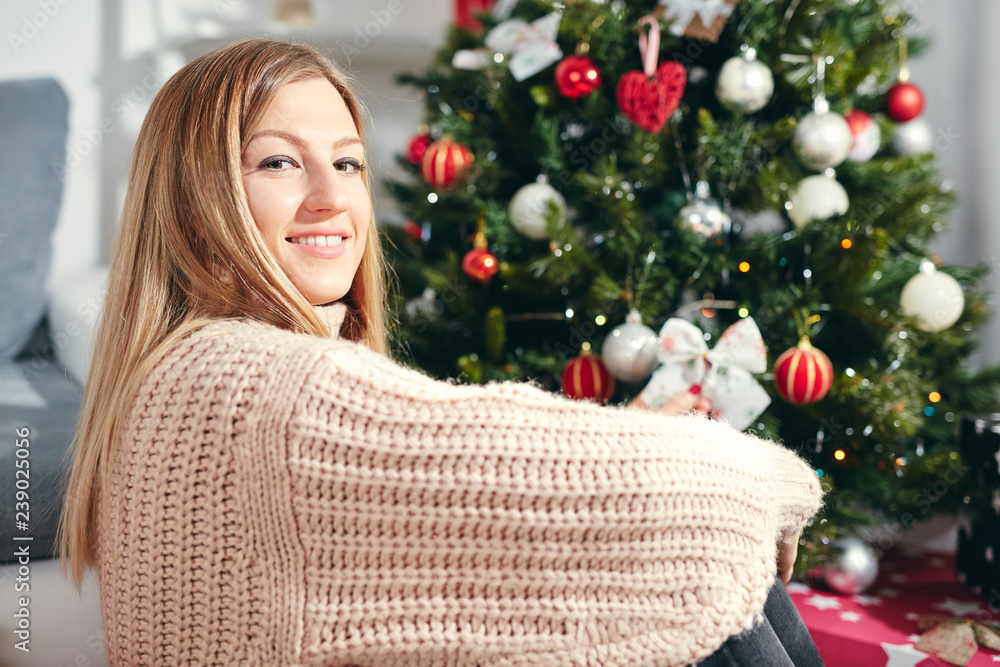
[{"x1": 383, "y1": 0, "x2": 1000, "y2": 570}]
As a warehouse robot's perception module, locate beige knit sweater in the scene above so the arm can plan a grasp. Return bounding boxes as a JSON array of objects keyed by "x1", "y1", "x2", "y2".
[{"x1": 98, "y1": 302, "x2": 823, "y2": 667}]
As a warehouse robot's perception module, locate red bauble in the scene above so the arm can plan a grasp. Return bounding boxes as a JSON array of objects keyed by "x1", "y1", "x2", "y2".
[
  {"x1": 615, "y1": 61, "x2": 687, "y2": 134},
  {"x1": 562, "y1": 351, "x2": 615, "y2": 403},
  {"x1": 462, "y1": 247, "x2": 499, "y2": 284},
  {"x1": 421, "y1": 137, "x2": 474, "y2": 189},
  {"x1": 885, "y1": 81, "x2": 925, "y2": 122},
  {"x1": 402, "y1": 220, "x2": 424, "y2": 241},
  {"x1": 406, "y1": 132, "x2": 432, "y2": 165},
  {"x1": 555, "y1": 55, "x2": 602, "y2": 100},
  {"x1": 774, "y1": 338, "x2": 834, "y2": 405}
]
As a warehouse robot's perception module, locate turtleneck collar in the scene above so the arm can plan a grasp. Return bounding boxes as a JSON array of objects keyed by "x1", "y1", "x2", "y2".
[{"x1": 314, "y1": 302, "x2": 349, "y2": 339}]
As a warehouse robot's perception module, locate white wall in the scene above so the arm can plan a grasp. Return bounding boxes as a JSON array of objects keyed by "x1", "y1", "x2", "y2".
[
  {"x1": 908, "y1": 0, "x2": 1000, "y2": 366},
  {"x1": 0, "y1": 0, "x2": 103, "y2": 293}
]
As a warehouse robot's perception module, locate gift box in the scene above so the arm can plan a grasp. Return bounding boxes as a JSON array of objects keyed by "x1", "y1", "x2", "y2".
[
  {"x1": 790, "y1": 548, "x2": 1000, "y2": 666},
  {"x1": 957, "y1": 414, "x2": 1000, "y2": 607},
  {"x1": 960, "y1": 414, "x2": 1000, "y2": 488}
]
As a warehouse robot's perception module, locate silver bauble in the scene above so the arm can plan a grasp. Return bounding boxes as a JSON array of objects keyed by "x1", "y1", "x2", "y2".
[
  {"x1": 787, "y1": 174, "x2": 850, "y2": 228},
  {"x1": 404, "y1": 288, "x2": 441, "y2": 324},
  {"x1": 793, "y1": 111, "x2": 852, "y2": 171},
  {"x1": 900, "y1": 263, "x2": 965, "y2": 332},
  {"x1": 716, "y1": 50, "x2": 774, "y2": 113},
  {"x1": 601, "y1": 309, "x2": 659, "y2": 383},
  {"x1": 892, "y1": 118, "x2": 934, "y2": 156},
  {"x1": 509, "y1": 181, "x2": 566, "y2": 240},
  {"x1": 677, "y1": 181, "x2": 731, "y2": 237},
  {"x1": 823, "y1": 537, "x2": 879, "y2": 594}
]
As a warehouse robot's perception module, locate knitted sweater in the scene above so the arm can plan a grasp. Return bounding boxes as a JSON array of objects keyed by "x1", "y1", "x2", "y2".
[{"x1": 98, "y1": 302, "x2": 823, "y2": 667}]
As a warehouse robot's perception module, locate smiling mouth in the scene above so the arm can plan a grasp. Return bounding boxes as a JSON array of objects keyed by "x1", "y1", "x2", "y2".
[{"x1": 287, "y1": 235, "x2": 345, "y2": 247}]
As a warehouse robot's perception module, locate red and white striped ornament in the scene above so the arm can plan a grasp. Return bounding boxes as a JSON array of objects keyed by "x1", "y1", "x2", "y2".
[
  {"x1": 774, "y1": 337, "x2": 833, "y2": 404},
  {"x1": 562, "y1": 350, "x2": 615, "y2": 403},
  {"x1": 420, "y1": 137, "x2": 474, "y2": 189}
]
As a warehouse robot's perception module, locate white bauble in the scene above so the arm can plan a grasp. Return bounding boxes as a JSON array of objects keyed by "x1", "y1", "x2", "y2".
[
  {"x1": 509, "y1": 182, "x2": 566, "y2": 240},
  {"x1": 900, "y1": 265, "x2": 964, "y2": 332},
  {"x1": 787, "y1": 175, "x2": 850, "y2": 228},
  {"x1": 793, "y1": 111, "x2": 852, "y2": 171},
  {"x1": 844, "y1": 110, "x2": 882, "y2": 163},
  {"x1": 892, "y1": 118, "x2": 934, "y2": 156},
  {"x1": 824, "y1": 537, "x2": 879, "y2": 595},
  {"x1": 716, "y1": 52, "x2": 774, "y2": 113},
  {"x1": 602, "y1": 309, "x2": 659, "y2": 383}
]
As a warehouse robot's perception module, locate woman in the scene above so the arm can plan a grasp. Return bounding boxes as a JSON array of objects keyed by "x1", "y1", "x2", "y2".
[{"x1": 59, "y1": 39, "x2": 824, "y2": 666}]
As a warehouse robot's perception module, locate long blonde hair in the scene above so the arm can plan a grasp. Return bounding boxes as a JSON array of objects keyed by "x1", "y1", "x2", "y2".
[{"x1": 58, "y1": 39, "x2": 389, "y2": 588}]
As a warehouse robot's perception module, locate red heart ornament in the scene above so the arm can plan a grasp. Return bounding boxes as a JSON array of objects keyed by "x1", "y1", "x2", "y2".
[{"x1": 616, "y1": 61, "x2": 687, "y2": 134}]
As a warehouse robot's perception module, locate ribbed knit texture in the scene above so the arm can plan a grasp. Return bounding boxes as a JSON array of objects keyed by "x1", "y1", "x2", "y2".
[{"x1": 97, "y1": 302, "x2": 823, "y2": 666}]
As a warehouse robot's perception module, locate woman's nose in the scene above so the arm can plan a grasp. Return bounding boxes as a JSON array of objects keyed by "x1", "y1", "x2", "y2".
[{"x1": 304, "y1": 163, "x2": 351, "y2": 214}]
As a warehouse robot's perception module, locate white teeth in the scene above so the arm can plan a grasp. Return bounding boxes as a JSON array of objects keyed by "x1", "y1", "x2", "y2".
[{"x1": 290, "y1": 235, "x2": 344, "y2": 247}]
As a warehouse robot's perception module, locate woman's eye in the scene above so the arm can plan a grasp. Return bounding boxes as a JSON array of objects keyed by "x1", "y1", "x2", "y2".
[
  {"x1": 260, "y1": 156, "x2": 297, "y2": 170},
  {"x1": 335, "y1": 158, "x2": 366, "y2": 174}
]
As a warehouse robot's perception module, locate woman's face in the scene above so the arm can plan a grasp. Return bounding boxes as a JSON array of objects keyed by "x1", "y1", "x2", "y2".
[{"x1": 241, "y1": 78, "x2": 370, "y2": 306}]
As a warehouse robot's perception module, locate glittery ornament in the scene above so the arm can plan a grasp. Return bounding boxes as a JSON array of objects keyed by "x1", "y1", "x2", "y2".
[
  {"x1": 677, "y1": 181, "x2": 730, "y2": 237},
  {"x1": 715, "y1": 48, "x2": 773, "y2": 113},
  {"x1": 793, "y1": 111, "x2": 852, "y2": 171},
  {"x1": 602, "y1": 309, "x2": 659, "y2": 383}
]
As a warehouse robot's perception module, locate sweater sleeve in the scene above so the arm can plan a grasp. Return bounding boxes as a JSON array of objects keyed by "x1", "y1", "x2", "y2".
[{"x1": 274, "y1": 337, "x2": 824, "y2": 667}]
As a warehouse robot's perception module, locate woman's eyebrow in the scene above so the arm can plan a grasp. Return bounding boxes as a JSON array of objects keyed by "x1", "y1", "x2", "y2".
[{"x1": 248, "y1": 129, "x2": 363, "y2": 150}]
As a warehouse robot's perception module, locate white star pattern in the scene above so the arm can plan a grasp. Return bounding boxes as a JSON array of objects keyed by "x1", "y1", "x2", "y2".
[
  {"x1": 840, "y1": 611, "x2": 862, "y2": 622},
  {"x1": 786, "y1": 582, "x2": 812, "y2": 595},
  {"x1": 935, "y1": 598, "x2": 983, "y2": 616},
  {"x1": 854, "y1": 594, "x2": 883, "y2": 606},
  {"x1": 992, "y1": 654, "x2": 1000, "y2": 662},
  {"x1": 905, "y1": 612, "x2": 921, "y2": 622},
  {"x1": 880, "y1": 642, "x2": 930, "y2": 667},
  {"x1": 906, "y1": 634, "x2": 922, "y2": 643},
  {"x1": 805, "y1": 594, "x2": 842, "y2": 610}
]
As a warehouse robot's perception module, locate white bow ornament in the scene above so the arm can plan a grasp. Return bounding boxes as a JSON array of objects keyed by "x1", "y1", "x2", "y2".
[
  {"x1": 452, "y1": 12, "x2": 564, "y2": 82},
  {"x1": 638, "y1": 316, "x2": 771, "y2": 430}
]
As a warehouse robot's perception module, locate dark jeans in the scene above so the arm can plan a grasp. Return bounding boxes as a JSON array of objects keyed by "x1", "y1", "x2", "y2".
[{"x1": 693, "y1": 579, "x2": 825, "y2": 666}]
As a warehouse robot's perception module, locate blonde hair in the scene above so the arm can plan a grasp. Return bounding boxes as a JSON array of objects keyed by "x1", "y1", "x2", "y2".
[{"x1": 58, "y1": 38, "x2": 389, "y2": 588}]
